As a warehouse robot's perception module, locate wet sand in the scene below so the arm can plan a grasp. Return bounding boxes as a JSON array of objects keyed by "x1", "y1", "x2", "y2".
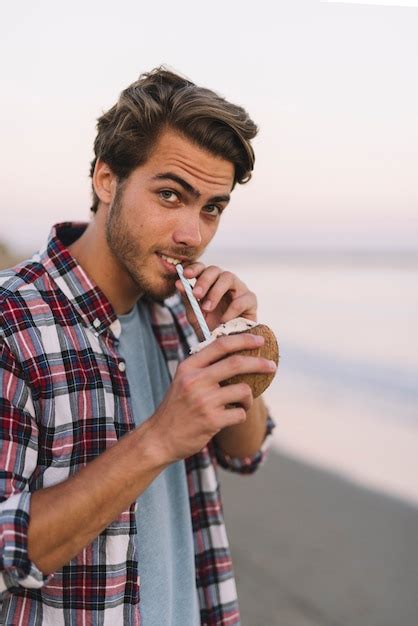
[{"x1": 220, "y1": 450, "x2": 418, "y2": 626}]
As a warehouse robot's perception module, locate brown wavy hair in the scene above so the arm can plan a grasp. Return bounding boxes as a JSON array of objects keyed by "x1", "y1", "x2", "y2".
[{"x1": 89, "y1": 67, "x2": 258, "y2": 212}]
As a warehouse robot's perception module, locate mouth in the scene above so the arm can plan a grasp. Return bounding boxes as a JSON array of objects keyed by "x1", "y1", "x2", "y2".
[{"x1": 156, "y1": 252, "x2": 191, "y2": 274}]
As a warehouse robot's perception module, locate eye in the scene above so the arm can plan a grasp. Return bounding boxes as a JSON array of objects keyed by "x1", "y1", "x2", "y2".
[
  {"x1": 159, "y1": 190, "x2": 179, "y2": 203},
  {"x1": 203, "y1": 204, "x2": 223, "y2": 217}
]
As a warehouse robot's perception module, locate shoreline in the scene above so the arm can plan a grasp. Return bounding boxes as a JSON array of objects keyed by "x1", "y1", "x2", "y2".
[{"x1": 265, "y1": 378, "x2": 418, "y2": 509}]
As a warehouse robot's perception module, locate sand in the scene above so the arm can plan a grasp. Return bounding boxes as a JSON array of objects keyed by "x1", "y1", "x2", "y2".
[{"x1": 220, "y1": 449, "x2": 418, "y2": 626}]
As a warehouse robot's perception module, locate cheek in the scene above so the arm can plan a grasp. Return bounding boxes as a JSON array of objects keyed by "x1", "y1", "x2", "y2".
[{"x1": 201, "y1": 220, "x2": 219, "y2": 243}]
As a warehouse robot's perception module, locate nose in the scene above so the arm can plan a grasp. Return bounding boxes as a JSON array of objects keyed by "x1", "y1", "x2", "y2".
[{"x1": 172, "y1": 213, "x2": 202, "y2": 248}]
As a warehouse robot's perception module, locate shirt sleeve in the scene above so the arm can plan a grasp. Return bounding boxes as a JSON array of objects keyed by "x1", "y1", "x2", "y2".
[
  {"x1": 213, "y1": 413, "x2": 276, "y2": 475},
  {"x1": 0, "y1": 338, "x2": 50, "y2": 597}
]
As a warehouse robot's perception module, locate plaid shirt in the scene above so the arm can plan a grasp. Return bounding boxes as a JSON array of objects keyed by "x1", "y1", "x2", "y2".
[{"x1": 0, "y1": 223, "x2": 274, "y2": 626}]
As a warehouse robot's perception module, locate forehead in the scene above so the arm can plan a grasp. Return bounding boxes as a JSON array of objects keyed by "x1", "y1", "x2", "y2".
[{"x1": 143, "y1": 128, "x2": 235, "y2": 192}]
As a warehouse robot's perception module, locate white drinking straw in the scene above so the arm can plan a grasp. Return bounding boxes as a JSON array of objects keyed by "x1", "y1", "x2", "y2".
[{"x1": 176, "y1": 264, "x2": 211, "y2": 341}]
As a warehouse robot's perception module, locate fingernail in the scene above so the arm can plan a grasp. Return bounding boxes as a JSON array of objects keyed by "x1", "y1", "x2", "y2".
[
  {"x1": 254, "y1": 335, "x2": 264, "y2": 345},
  {"x1": 202, "y1": 300, "x2": 212, "y2": 311},
  {"x1": 193, "y1": 286, "x2": 203, "y2": 297},
  {"x1": 268, "y1": 360, "x2": 277, "y2": 371}
]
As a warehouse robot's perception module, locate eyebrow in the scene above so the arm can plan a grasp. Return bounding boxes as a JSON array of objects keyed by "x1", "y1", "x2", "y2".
[{"x1": 152, "y1": 172, "x2": 231, "y2": 204}]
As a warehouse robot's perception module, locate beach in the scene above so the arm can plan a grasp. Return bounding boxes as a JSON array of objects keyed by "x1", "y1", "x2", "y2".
[
  {"x1": 221, "y1": 449, "x2": 418, "y2": 626},
  {"x1": 268, "y1": 379, "x2": 418, "y2": 507},
  {"x1": 208, "y1": 250, "x2": 418, "y2": 508},
  {"x1": 209, "y1": 250, "x2": 418, "y2": 624}
]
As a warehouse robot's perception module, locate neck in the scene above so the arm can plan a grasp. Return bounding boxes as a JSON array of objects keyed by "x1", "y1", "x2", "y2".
[{"x1": 68, "y1": 213, "x2": 142, "y2": 315}]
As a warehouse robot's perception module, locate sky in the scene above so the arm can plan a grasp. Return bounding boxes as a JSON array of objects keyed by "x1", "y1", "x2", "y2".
[{"x1": 1, "y1": 0, "x2": 417, "y2": 253}]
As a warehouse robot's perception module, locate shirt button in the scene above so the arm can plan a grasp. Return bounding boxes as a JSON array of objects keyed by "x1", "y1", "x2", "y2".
[
  {"x1": 118, "y1": 361, "x2": 126, "y2": 372},
  {"x1": 93, "y1": 318, "x2": 100, "y2": 329}
]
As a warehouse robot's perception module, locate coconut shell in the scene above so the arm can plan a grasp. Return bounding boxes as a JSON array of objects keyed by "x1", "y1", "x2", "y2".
[{"x1": 220, "y1": 324, "x2": 279, "y2": 398}]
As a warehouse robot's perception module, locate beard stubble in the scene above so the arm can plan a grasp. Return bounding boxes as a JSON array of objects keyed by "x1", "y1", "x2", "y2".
[{"x1": 105, "y1": 183, "x2": 178, "y2": 303}]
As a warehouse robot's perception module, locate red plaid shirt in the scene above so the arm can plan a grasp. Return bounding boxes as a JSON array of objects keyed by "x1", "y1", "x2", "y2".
[{"x1": 0, "y1": 223, "x2": 274, "y2": 625}]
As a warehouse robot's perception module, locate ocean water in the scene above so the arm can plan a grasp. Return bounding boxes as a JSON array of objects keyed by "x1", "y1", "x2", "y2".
[{"x1": 208, "y1": 250, "x2": 418, "y2": 505}]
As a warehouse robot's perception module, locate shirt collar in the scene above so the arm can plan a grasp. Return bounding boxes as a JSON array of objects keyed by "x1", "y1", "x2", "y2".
[{"x1": 37, "y1": 222, "x2": 121, "y2": 338}]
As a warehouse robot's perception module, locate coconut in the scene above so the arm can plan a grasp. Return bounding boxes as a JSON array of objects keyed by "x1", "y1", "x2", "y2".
[{"x1": 191, "y1": 317, "x2": 279, "y2": 398}]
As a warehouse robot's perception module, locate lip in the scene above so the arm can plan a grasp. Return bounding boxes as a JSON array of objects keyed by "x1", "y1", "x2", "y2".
[
  {"x1": 157, "y1": 251, "x2": 192, "y2": 264},
  {"x1": 156, "y1": 251, "x2": 193, "y2": 268},
  {"x1": 156, "y1": 252, "x2": 186, "y2": 274}
]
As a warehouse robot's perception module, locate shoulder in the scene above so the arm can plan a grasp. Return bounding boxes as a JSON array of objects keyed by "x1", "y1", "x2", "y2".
[
  {"x1": 0, "y1": 256, "x2": 55, "y2": 341},
  {"x1": 0, "y1": 254, "x2": 45, "y2": 294}
]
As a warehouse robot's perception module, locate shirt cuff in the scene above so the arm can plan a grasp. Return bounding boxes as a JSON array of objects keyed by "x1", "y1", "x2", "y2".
[
  {"x1": 0, "y1": 491, "x2": 51, "y2": 596},
  {"x1": 214, "y1": 415, "x2": 276, "y2": 475}
]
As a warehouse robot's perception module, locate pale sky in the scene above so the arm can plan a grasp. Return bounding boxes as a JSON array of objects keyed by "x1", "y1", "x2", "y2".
[{"x1": 1, "y1": 0, "x2": 417, "y2": 252}]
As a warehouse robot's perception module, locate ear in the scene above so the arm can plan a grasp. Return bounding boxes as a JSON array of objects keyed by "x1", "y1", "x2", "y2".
[{"x1": 92, "y1": 159, "x2": 117, "y2": 207}]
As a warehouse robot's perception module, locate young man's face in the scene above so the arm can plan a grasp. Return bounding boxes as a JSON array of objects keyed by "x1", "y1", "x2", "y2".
[{"x1": 105, "y1": 128, "x2": 235, "y2": 301}]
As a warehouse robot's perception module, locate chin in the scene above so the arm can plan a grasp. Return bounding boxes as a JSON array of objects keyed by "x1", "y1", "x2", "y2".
[
  {"x1": 137, "y1": 275, "x2": 177, "y2": 303},
  {"x1": 123, "y1": 258, "x2": 177, "y2": 303},
  {"x1": 146, "y1": 285, "x2": 177, "y2": 302}
]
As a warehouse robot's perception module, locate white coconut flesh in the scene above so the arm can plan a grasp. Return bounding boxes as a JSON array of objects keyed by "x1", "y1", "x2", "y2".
[{"x1": 190, "y1": 317, "x2": 259, "y2": 354}]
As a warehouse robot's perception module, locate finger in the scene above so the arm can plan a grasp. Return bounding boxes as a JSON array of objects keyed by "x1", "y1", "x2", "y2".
[
  {"x1": 189, "y1": 332, "x2": 265, "y2": 368},
  {"x1": 215, "y1": 382, "x2": 253, "y2": 411},
  {"x1": 175, "y1": 266, "x2": 223, "y2": 302},
  {"x1": 213, "y1": 406, "x2": 247, "y2": 429},
  {"x1": 199, "y1": 271, "x2": 242, "y2": 312},
  {"x1": 182, "y1": 262, "x2": 207, "y2": 279},
  {"x1": 218, "y1": 291, "x2": 258, "y2": 323},
  {"x1": 207, "y1": 353, "x2": 277, "y2": 385},
  {"x1": 190, "y1": 265, "x2": 223, "y2": 299}
]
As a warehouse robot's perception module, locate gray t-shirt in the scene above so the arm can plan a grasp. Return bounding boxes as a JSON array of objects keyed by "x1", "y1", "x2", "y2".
[{"x1": 118, "y1": 300, "x2": 200, "y2": 626}]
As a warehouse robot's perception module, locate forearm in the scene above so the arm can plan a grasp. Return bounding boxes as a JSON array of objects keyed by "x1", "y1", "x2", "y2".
[
  {"x1": 215, "y1": 396, "x2": 269, "y2": 458},
  {"x1": 28, "y1": 419, "x2": 168, "y2": 575}
]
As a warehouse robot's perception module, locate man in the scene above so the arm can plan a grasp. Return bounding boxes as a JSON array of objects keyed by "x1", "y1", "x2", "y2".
[{"x1": 0, "y1": 68, "x2": 276, "y2": 625}]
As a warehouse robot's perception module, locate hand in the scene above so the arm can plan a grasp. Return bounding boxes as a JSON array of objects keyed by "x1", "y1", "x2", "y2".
[
  {"x1": 175, "y1": 263, "x2": 257, "y2": 334},
  {"x1": 148, "y1": 332, "x2": 275, "y2": 463}
]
